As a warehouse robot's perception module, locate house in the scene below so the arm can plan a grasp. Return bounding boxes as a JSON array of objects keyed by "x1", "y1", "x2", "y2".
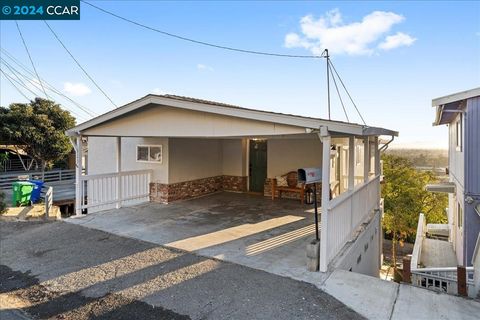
[
  {"x1": 0, "y1": 146, "x2": 37, "y2": 172},
  {"x1": 409, "y1": 88, "x2": 480, "y2": 297},
  {"x1": 66, "y1": 94, "x2": 397, "y2": 276}
]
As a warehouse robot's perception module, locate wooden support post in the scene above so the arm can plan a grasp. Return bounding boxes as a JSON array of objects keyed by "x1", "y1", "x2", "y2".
[
  {"x1": 348, "y1": 136, "x2": 355, "y2": 191},
  {"x1": 457, "y1": 265, "x2": 467, "y2": 296},
  {"x1": 374, "y1": 136, "x2": 380, "y2": 176},
  {"x1": 319, "y1": 128, "x2": 331, "y2": 272},
  {"x1": 75, "y1": 135, "x2": 82, "y2": 216},
  {"x1": 116, "y1": 136, "x2": 122, "y2": 209},
  {"x1": 363, "y1": 136, "x2": 370, "y2": 182},
  {"x1": 402, "y1": 256, "x2": 411, "y2": 283}
]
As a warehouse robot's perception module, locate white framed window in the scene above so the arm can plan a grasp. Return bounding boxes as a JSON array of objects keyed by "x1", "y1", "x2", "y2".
[
  {"x1": 455, "y1": 115, "x2": 462, "y2": 151},
  {"x1": 457, "y1": 202, "x2": 463, "y2": 229},
  {"x1": 136, "y1": 145, "x2": 162, "y2": 163}
]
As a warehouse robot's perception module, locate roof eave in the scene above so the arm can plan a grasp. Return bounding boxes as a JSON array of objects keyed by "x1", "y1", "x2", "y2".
[
  {"x1": 431, "y1": 87, "x2": 480, "y2": 107},
  {"x1": 66, "y1": 94, "x2": 396, "y2": 137}
]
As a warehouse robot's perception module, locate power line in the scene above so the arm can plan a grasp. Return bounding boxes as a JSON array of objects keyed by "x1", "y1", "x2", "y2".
[
  {"x1": 328, "y1": 62, "x2": 349, "y2": 122},
  {"x1": 1, "y1": 61, "x2": 89, "y2": 121},
  {"x1": 0, "y1": 63, "x2": 41, "y2": 97},
  {"x1": 0, "y1": 69, "x2": 31, "y2": 101},
  {"x1": 43, "y1": 20, "x2": 117, "y2": 108},
  {"x1": 81, "y1": 0, "x2": 326, "y2": 59},
  {"x1": 1, "y1": 57, "x2": 29, "y2": 88},
  {"x1": 0, "y1": 60, "x2": 89, "y2": 121},
  {"x1": 328, "y1": 60, "x2": 366, "y2": 125},
  {"x1": 0, "y1": 52, "x2": 98, "y2": 117},
  {"x1": 15, "y1": 21, "x2": 50, "y2": 100}
]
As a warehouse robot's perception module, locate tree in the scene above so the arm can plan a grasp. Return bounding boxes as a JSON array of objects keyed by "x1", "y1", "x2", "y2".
[
  {"x1": 0, "y1": 98, "x2": 76, "y2": 177},
  {"x1": 381, "y1": 154, "x2": 448, "y2": 273}
]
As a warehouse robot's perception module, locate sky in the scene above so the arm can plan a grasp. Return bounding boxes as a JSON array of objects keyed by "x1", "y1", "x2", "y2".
[{"x1": 1, "y1": 1, "x2": 479, "y2": 149}]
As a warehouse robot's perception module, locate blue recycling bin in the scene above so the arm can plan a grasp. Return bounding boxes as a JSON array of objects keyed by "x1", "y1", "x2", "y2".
[{"x1": 28, "y1": 180, "x2": 44, "y2": 203}]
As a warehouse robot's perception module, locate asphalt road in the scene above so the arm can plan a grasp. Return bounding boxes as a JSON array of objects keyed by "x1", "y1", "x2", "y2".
[{"x1": 0, "y1": 220, "x2": 363, "y2": 320}]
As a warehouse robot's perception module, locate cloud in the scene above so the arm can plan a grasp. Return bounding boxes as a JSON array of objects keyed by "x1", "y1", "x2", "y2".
[
  {"x1": 379, "y1": 32, "x2": 416, "y2": 50},
  {"x1": 197, "y1": 64, "x2": 213, "y2": 72},
  {"x1": 285, "y1": 9, "x2": 415, "y2": 55},
  {"x1": 152, "y1": 88, "x2": 165, "y2": 95},
  {"x1": 63, "y1": 82, "x2": 91, "y2": 96}
]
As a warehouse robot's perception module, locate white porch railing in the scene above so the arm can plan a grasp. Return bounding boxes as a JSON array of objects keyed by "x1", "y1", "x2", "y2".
[
  {"x1": 79, "y1": 169, "x2": 152, "y2": 211},
  {"x1": 411, "y1": 266, "x2": 475, "y2": 296},
  {"x1": 325, "y1": 175, "x2": 380, "y2": 264},
  {"x1": 411, "y1": 213, "x2": 426, "y2": 269},
  {"x1": 410, "y1": 213, "x2": 476, "y2": 297}
]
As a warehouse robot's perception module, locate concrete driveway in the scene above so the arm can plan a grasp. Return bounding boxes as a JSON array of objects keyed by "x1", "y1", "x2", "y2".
[
  {"x1": 1, "y1": 221, "x2": 362, "y2": 320},
  {"x1": 67, "y1": 192, "x2": 327, "y2": 284}
]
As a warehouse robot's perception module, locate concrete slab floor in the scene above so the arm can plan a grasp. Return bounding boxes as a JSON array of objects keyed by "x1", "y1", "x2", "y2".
[{"x1": 67, "y1": 192, "x2": 329, "y2": 286}]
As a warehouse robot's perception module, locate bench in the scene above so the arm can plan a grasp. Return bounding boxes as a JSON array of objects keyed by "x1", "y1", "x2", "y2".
[{"x1": 271, "y1": 171, "x2": 305, "y2": 204}]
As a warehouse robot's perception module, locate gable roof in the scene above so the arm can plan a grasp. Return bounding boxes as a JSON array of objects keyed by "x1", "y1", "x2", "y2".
[
  {"x1": 432, "y1": 87, "x2": 480, "y2": 126},
  {"x1": 66, "y1": 94, "x2": 398, "y2": 137}
]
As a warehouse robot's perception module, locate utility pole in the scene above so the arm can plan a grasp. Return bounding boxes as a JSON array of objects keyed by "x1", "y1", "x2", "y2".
[{"x1": 325, "y1": 49, "x2": 331, "y2": 120}]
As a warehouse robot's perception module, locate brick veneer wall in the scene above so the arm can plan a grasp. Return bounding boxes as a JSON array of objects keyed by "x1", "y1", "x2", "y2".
[{"x1": 150, "y1": 175, "x2": 247, "y2": 203}]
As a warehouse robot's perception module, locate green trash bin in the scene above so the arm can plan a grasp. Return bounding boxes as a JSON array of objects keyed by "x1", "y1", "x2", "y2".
[{"x1": 12, "y1": 181, "x2": 35, "y2": 207}]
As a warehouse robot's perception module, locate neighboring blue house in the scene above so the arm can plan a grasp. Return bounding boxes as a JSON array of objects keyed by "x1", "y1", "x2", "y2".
[
  {"x1": 409, "y1": 88, "x2": 479, "y2": 296},
  {"x1": 431, "y1": 88, "x2": 480, "y2": 267}
]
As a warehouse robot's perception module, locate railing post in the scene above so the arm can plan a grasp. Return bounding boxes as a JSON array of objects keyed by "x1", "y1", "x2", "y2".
[
  {"x1": 457, "y1": 266, "x2": 467, "y2": 296},
  {"x1": 75, "y1": 135, "x2": 83, "y2": 216},
  {"x1": 374, "y1": 137, "x2": 380, "y2": 210},
  {"x1": 116, "y1": 136, "x2": 122, "y2": 209},
  {"x1": 403, "y1": 256, "x2": 412, "y2": 283},
  {"x1": 348, "y1": 136, "x2": 355, "y2": 191},
  {"x1": 319, "y1": 128, "x2": 331, "y2": 272},
  {"x1": 363, "y1": 136, "x2": 370, "y2": 182}
]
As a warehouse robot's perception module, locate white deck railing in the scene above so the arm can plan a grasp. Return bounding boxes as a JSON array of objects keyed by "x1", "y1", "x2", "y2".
[
  {"x1": 325, "y1": 175, "x2": 380, "y2": 264},
  {"x1": 79, "y1": 169, "x2": 152, "y2": 211},
  {"x1": 411, "y1": 266, "x2": 474, "y2": 296},
  {"x1": 411, "y1": 213, "x2": 426, "y2": 269},
  {"x1": 410, "y1": 213, "x2": 476, "y2": 297},
  {"x1": 0, "y1": 169, "x2": 75, "y2": 190}
]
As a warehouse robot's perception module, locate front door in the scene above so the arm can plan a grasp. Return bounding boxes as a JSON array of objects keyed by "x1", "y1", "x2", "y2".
[{"x1": 249, "y1": 140, "x2": 267, "y2": 193}]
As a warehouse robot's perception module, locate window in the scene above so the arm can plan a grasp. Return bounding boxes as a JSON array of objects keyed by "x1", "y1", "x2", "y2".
[
  {"x1": 457, "y1": 202, "x2": 463, "y2": 229},
  {"x1": 137, "y1": 145, "x2": 162, "y2": 163},
  {"x1": 355, "y1": 145, "x2": 362, "y2": 166},
  {"x1": 455, "y1": 115, "x2": 462, "y2": 151}
]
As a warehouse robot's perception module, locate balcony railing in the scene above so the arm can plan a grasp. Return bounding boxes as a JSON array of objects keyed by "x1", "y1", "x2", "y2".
[{"x1": 324, "y1": 175, "x2": 380, "y2": 266}]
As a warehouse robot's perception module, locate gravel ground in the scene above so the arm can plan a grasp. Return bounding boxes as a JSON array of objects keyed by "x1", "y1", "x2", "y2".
[{"x1": 0, "y1": 220, "x2": 363, "y2": 320}]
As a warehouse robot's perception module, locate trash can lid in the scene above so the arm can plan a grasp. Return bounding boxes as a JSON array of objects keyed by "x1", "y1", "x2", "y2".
[{"x1": 28, "y1": 179, "x2": 44, "y2": 184}]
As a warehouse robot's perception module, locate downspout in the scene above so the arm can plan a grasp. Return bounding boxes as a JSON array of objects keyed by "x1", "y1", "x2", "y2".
[{"x1": 379, "y1": 135, "x2": 395, "y2": 152}]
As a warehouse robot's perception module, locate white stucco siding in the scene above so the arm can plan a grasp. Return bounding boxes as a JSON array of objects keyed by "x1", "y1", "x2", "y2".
[
  {"x1": 87, "y1": 137, "x2": 169, "y2": 183},
  {"x1": 168, "y1": 138, "x2": 222, "y2": 184},
  {"x1": 222, "y1": 139, "x2": 246, "y2": 176},
  {"x1": 267, "y1": 138, "x2": 323, "y2": 178},
  {"x1": 87, "y1": 137, "x2": 117, "y2": 175},
  {"x1": 82, "y1": 105, "x2": 307, "y2": 137}
]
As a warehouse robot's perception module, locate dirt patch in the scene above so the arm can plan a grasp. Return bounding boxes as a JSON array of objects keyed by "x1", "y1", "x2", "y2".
[{"x1": 0, "y1": 265, "x2": 190, "y2": 320}]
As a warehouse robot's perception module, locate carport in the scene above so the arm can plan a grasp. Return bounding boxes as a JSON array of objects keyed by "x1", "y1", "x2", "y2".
[
  {"x1": 68, "y1": 192, "x2": 323, "y2": 283},
  {"x1": 67, "y1": 94, "x2": 397, "y2": 273}
]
